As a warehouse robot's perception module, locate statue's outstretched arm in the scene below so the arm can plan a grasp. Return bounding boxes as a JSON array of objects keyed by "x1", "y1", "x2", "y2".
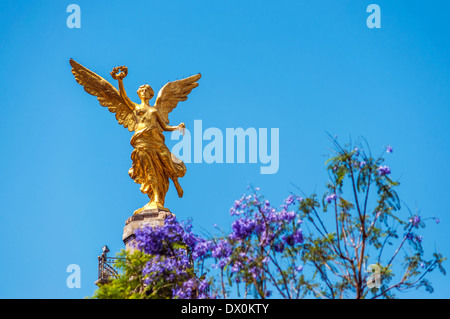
[
  {"x1": 117, "y1": 79, "x2": 135, "y2": 111},
  {"x1": 156, "y1": 110, "x2": 184, "y2": 133},
  {"x1": 111, "y1": 66, "x2": 135, "y2": 111}
]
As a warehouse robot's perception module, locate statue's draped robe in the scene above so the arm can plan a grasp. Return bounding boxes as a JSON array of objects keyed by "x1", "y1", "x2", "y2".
[{"x1": 129, "y1": 127, "x2": 186, "y2": 205}]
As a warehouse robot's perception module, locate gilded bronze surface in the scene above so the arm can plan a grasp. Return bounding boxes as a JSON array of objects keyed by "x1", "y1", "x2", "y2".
[{"x1": 70, "y1": 59, "x2": 201, "y2": 213}]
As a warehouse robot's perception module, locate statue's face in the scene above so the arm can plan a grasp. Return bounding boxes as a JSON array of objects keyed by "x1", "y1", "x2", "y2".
[{"x1": 137, "y1": 86, "x2": 154, "y2": 100}]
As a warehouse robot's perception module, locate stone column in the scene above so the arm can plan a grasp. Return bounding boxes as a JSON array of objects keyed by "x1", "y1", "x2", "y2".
[{"x1": 122, "y1": 204, "x2": 173, "y2": 252}]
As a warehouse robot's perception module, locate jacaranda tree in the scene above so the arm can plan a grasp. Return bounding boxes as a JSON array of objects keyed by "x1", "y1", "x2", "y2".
[
  {"x1": 293, "y1": 138, "x2": 445, "y2": 298},
  {"x1": 92, "y1": 139, "x2": 445, "y2": 299}
]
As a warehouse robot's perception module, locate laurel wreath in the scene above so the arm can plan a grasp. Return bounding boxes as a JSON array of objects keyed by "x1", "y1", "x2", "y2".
[{"x1": 110, "y1": 66, "x2": 128, "y2": 80}]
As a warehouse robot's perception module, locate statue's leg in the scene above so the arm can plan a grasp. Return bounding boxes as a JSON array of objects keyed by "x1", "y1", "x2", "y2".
[
  {"x1": 151, "y1": 184, "x2": 161, "y2": 204},
  {"x1": 172, "y1": 177, "x2": 184, "y2": 198}
]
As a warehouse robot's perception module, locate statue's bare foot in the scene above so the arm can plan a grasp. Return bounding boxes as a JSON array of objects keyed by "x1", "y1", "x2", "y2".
[
  {"x1": 133, "y1": 206, "x2": 145, "y2": 215},
  {"x1": 133, "y1": 199, "x2": 161, "y2": 215}
]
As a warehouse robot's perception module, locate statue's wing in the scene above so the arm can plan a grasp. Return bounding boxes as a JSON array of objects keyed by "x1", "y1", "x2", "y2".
[
  {"x1": 70, "y1": 59, "x2": 136, "y2": 132},
  {"x1": 154, "y1": 74, "x2": 201, "y2": 124}
]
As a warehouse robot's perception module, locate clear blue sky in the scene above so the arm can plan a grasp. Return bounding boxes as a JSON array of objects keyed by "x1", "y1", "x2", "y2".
[{"x1": 0, "y1": 0, "x2": 449, "y2": 298}]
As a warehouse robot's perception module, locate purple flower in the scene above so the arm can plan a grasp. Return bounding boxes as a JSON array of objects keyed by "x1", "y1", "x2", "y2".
[
  {"x1": 293, "y1": 229, "x2": 304, "y2": 244},
  {"x1": 280, "y1": 195, "x2": 302, "y2": 210},
  {"x1": 134, "y1": 215, "x2": 195, "y2": 255},
  {"x1": 283, "y1": 230, "x2": 303, "y2": 246},
  {"x1": 211, "y1": 239, "x2": 232, "y2": 259},
  {"x1": 229, "y1": 218, "x2": 257, "y2": 240},
  {"x1": 435, "y1": 217, "x2": 441, "y2": 224},
  {"x1": 410, "y1": 215, "x2": 421, "y2": 227},
  {"x1": 359, "y1": 161, "x2": 366, "y2": 168},
  {"x1": 198, "y1": 279, "x2": 209, "y2": 293},
  {"x1": 143, "y1": 253, "x2": 192, "y2": 287},
  {"x1": 284, "y1": 235, "x2": 295, "y2": 246},
  {"x1": 173, "y1": 278, "x2": 197, "y2": 299},
  {"x1": 192, "y1": 240, "x2": 214, "y2": 260},
  {"x1": 377, "y1": 165, "x2": 391, "y2": 176},
  {"x1": 277, "y1": 210, "x2": 296, "y2": 222},
  {"x1": 326, "y1": 193, "x2": 337, "y2": 203},
  {"x1": 406, "y1": 232, "x2": 423, "y2": 243},
  {"x1": 273, "y1": 242, "x2": 284, "y2": 253},
  {"x1": 284, "y1": 195, "x2": 295, "y2": 206},
  {"x1": 231, "y1": 261, "x2": 242, "y2": 273},
  {"x1": 230, "y1": 199, "x2": 243, "y2": 216},
  {"x1": 386, "y1": 145, "x2": 393, "y2": 153},
  {"x1": 249, "y1": 266, "x2": 261, "y2": 279},
  {"x1": 260, "y1": 230, "x2": 275, "y2": 247}
]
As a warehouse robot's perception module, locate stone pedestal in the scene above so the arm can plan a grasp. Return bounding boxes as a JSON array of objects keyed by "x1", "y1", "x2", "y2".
[{"x1": 122, "y1": 204, "x2": 173, "y2": 252}]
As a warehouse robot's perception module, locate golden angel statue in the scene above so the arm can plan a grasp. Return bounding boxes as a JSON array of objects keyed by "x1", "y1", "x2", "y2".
[{"x1": 69, "y1": 59, "x2": 201, "y2": 214}]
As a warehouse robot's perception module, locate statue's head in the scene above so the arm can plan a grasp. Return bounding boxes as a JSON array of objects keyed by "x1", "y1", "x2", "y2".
[{"x1": 137, "y1": 84, "x2": 154, "y2": 101}]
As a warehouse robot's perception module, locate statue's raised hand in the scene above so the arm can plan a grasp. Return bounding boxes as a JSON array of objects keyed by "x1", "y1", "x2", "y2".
[{"x1": 110, "y1": 66, "x2": 128, "y2": 80}]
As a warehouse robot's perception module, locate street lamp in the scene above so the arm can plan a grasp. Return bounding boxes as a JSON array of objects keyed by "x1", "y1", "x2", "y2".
[
  {"x1": 95, "y1": 244, "x2": 119, "y2": 286},
  {"x1": 101, "y1": 245, "x2": 110, "y2": 255}
]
